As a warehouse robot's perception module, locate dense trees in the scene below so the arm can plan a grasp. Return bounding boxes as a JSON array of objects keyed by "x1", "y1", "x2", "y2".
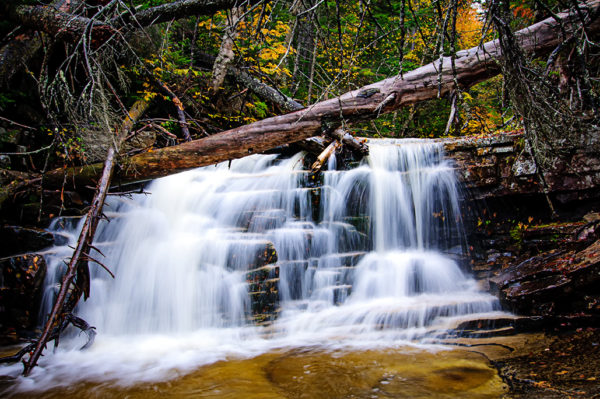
[{"x1": 1, "y1": 1, "x2": 597, "y2": 172}]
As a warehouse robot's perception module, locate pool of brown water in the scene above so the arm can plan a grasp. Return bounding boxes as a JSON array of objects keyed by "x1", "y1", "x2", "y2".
[{"x1": 2, "y1": 347, "x2": 506, "y2": 398}]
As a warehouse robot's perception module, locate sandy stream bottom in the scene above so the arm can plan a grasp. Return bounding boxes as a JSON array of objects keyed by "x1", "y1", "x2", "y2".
[
  {"x1": 6, "y1": 330, "x2": 599, "y2": 398},
  {"x1": 1, "y1": 346, "x2": 506, "y2": 398}
]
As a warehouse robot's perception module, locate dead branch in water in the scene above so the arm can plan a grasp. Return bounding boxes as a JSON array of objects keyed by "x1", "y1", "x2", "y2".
[{"x1": 19, "y1": 99, "x2": 149, "y2": 376}]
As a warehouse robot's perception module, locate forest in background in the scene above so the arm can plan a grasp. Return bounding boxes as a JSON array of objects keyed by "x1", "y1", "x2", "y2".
[{"x1": 0, "y1": 0, "x2": 597, "y2": 178}]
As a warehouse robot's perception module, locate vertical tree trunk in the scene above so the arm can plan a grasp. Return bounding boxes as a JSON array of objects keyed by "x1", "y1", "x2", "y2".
[
  {"x1": 290, "y1": 0, "x2": 317, "y2": 97},
  {"x1": 211, "y1": 7, "x2": 242, "y2": 92}
]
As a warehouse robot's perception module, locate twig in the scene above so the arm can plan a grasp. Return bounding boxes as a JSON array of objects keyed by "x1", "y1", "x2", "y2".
[
  {"x1": 297, "y1": 0, "x2": 324, "y2": 17},
  {"x1": 0, "y1": 116, "x2": 36, "y2": 130},
  {"x1": 0, "y1": 314, "x2": 95, "y2": 365},
  {"x1": 155, "y1": 78, "x2": 192, "y2": 142},
  {"x1": 0, "y1": 144, "x2": 53, "y2": 156}
]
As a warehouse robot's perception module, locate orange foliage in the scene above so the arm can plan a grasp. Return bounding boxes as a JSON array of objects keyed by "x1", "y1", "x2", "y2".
[{"x1": 456, "y1": 4, "x2": 483, "y2": 49}]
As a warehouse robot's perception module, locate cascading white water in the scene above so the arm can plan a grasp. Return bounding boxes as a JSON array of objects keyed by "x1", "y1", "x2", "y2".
[
  {"x1": 1, "y1": 139, "x2": 506, "y2": 391},
  {"x1": 271, "y1": 140, "x2": 499, "y2": 341}
]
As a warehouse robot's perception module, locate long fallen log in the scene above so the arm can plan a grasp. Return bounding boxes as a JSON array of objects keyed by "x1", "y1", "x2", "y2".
[
  {"x1": 197, "y1": 54, "x2": 367, "y2": 155},
  {"x1": 42, "y1": 0, "x2": 599, "y2": 188}
]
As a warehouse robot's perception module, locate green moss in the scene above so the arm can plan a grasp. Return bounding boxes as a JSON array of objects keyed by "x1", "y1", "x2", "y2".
[{"x1": 509, "y1": 225, "x2": 524, "y2": 246}]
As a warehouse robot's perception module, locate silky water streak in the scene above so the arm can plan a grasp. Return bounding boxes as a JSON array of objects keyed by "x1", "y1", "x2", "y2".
[{"x1": 1, "y1": 139, "x2": 505, "y2": 391}]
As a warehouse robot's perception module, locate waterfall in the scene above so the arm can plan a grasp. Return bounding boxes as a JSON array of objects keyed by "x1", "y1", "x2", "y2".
[{"x1": 2, "y1": 139, "x2": 505, "y2": 390}]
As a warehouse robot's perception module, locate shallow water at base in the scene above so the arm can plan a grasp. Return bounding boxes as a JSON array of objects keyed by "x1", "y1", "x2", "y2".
[{"x1": 4, "y1": 347, "x2": 505, "y2": 398}]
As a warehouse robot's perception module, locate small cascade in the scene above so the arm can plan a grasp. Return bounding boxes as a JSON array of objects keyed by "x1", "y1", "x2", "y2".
[
  {"x1": 2, "y1": 139, "x2": 506, "y2": 390},
  {"x1": 271, "y1": 139, "x2": 499, "y2": 341}
]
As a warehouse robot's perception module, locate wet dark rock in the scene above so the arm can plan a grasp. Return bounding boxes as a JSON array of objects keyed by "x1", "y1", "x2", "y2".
[
  {"x1": 278, "y1": 260, "x2": 308, "y2": 300},
  {"x1": 2, "y1": 191, "x2": 86, "y2": 227},
  {"x1": 0, "y1": 225, "x2": 54, "y2": 257},
  {"x1": 0, "y1": 156, "x2": 10, "y2": 168},
  {"x1": 318, "y1": 251, "x2": 365, "y2": 267},
  {"x1": 495, "y1": 328, "x2": 600, "y2": 398},
  {"x1": 467, "y1": 208, "x2": 600, "y2": 288},
  {"x1": 50, "y1": 215, "x2": 83, "y2": 231},
  {"x1": 246, "y1": 265, "x2": 279, "y2": 323},
  {"x1": 489, "y1": 238, "x2": 600, "y2": 317},
  {"x1": 226, "y1": 240, "x2": 278, "y2": 270},
  {"x1": 248, "y1": 212, "x2": 285, "y2": 232},
  {"x1": 449, "y1": 133, "x2": 600, "y2": 327},
  {"x1": 308, "y1": 187, "x2": 322, "y2": 222},
  {"x1": 331, "y1": 284, "x2": 351, "y2": 304},
  {"x1": 443, "y1": 132, "x2": 600, "y2": 203},
  {"x1": 223, "y1": 240, "x2": 281, "y2": 322},
  {"x1": 0, "y1": 254, "x2": 46, "y2": 343},
  {"x1": 343, "y1": 215, "x2": 371, "y2": 236}
]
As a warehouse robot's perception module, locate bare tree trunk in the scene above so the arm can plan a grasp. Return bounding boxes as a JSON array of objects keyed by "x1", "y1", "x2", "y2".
[
  {"x1": 290, "y1": 0, "x2": 318, "y2": 97},
  {"x1": 444, "y1": 92, "x2": 458, "y2": 136},
  {"x1": 211, "y1": 7, "x2": 242, "y2": 93}
]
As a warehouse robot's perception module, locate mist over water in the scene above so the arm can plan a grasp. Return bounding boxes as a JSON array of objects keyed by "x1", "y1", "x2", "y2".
[{"x1": 1, "y1": 139, "x2": 504, "y2": 392}]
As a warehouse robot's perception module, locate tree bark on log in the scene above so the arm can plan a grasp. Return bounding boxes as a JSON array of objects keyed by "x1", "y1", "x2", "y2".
[
  {"x1": 0, "y1": 32, "x2": 42, "y2": 88},
  {"x1": 311, "y1": 141, "x2": 339, "y2": 172},
  {"x1": 123, "y1": 0, "x2": 259, "y2": 28},
  {"x1": 194, "y1": 52, "x2": 368, "y2": 155},
  {"x1": 41, "y1": 0, "x2": 600, "y2": 188},
  {"x1": 4, "y1": 4, "x2": 117, "y2": 45},
  {"x1": 0, "y1": 0, "x2": 71, "y2": 88},
  {"x1": 1, "y1": 0, "x2": 260, "y2": 42}
]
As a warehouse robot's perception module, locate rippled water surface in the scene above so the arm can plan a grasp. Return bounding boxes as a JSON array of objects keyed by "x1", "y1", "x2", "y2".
[{"x1": 3, "y1": 347, "x2": 505, "y2": 398}]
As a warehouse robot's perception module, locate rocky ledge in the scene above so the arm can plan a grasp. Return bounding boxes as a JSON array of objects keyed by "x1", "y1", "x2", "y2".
[
  {"x1": 489, "y1": 227, "x2": 600, "y2": 321},
  {"x1": 441, "y1": 131, "x2": 600, "y2": 327},
  {"x1": 442, "y1": 131, "x2": 600, "y2": 202}
]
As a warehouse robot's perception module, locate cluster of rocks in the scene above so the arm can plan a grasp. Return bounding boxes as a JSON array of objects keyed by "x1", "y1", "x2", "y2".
[{"x1": 443, "y1": 132, "x2": 600, "y2": 327}]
